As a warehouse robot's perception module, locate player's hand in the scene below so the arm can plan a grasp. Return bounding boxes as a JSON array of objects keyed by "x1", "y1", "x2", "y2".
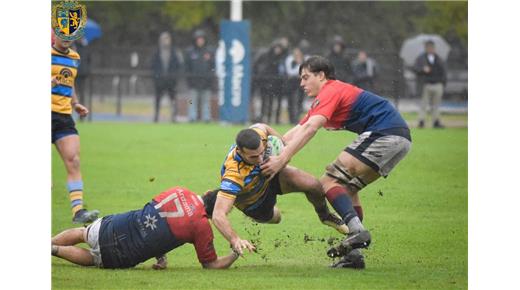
[
  {"x1": 74, "y1": 103, "x2": 89, "y2": 117},
  {"x1": 423, "y1": 66, "x2": 431, "y2": 73},
  {"x1": 152, "y1": 255, "x2": 168, "y2": 270},
  {"x1": 231, "y1": 238, "x2": 256, "y2": 256},
  {"x1": 51, "y1": 76, "x2": 59, "y2": 87},
  {"x1": 260, "y1": 155, "x2": 286, "y2": 179}
]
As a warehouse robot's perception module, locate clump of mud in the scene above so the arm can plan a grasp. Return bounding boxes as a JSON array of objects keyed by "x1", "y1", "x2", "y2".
[{"x1": 241, "y1": 218, "x2": 345, "y2": 263}]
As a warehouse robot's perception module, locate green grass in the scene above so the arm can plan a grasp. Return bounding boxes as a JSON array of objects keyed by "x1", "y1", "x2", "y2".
[{"x1": 52, "y1": 123, "x2": 467, "y2": 289}]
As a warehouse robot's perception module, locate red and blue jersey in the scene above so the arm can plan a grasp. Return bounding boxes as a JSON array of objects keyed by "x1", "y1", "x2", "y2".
[
  {"x1": 299, "y1": 80, "x2": 410, "y2": 140},
  {"x1": 98, "y1": 187, "x2": 216, "y2": 269}
]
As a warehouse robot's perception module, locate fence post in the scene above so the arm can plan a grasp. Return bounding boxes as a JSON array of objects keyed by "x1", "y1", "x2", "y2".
[
  {"x1": 87, "y1": 76, "x2": 93, "y2": 122},
  {"x1": 116, "y1": 75, "x2": 122, "y2": 116}
]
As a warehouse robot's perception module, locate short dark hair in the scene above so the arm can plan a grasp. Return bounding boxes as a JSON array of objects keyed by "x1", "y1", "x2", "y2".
[
  {"x1": 201, "y1": 189, "x2": 218, "y2": 218},
  {"x1": 425, "y1": 40, "x2": 435, "y2": 46},
  {"x1": 236, "y1": 129, "x2": 261, "y2": 150},
  {"x1": 299, "y1": 55, "x2": 336, "y2": 80}
]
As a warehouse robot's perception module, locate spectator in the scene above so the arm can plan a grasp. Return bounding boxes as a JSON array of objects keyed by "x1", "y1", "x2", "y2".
[
  {"x1": 351, "y1": 50, "x2": 377, "y2": 92},
  {"x1": 273, "y1": 38, "x2": 290, "y2": 124},
  {"x1": 285, "y1": 46, "x2": 308, "y2": 124},
  {"x1": 151, "y1": 31, "x2": 182, "y2": 123},
  {"x1": 253, "y1": 40, "x2": 287, "y2": 124},
  {"x1": 185, "y1": 29, "x2": 215, "y2": 122},
  {"x1": 413, "y1": 40, "x2": 447, "y2": 128},
  {"x1": 327, "y1": 35, "x2": 350, "y2": 82}
]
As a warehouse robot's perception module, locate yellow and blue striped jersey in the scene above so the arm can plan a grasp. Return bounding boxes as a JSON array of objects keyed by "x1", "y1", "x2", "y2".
[
  {"x1": 218, "y1": 128, "x2": 269, "y2": 211},
  {"x1": 51, "y1": 47, "x2": 80, "y2": 114}
]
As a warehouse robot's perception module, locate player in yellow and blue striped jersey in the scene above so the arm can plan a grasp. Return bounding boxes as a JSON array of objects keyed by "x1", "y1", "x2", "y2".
[
  {"x1": 52, "y1": 34, "x2": 99, "y2": 224},
  {"x1": 205, "y1": 123, "x2": 347, "y2": 256}
]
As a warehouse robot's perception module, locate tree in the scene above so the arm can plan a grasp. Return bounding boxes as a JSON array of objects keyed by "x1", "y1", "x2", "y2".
[{"x1": 417, "y1": 2, "x2": 468, "y2": 45}]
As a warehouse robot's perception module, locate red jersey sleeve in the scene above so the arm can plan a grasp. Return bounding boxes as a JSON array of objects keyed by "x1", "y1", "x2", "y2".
[
  {"x1": 192, "y1": 220, "x2": 218, "y2": 265},
  {"x1": 299, "y1": 81, "x2": 342, "y2": 125}
]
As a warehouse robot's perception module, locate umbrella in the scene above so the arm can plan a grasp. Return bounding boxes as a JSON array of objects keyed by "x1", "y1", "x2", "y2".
[
  {"x1": 399, "y1": 34, "x2": 450, "y2": 67},
  {"x1": 83, "y1": 19, "x2": 102, "y2": 44}
]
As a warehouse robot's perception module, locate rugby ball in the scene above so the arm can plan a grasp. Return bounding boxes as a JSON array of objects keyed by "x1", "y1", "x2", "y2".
[{"x1": 265, "y1": 135, "x2": 284, "y2": 157}]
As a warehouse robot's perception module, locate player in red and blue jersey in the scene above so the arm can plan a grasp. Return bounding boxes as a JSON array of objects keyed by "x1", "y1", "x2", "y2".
[
  {"x1": 261, "y1": 55, "x2": 412, "y2": 269},
  {"x1": 51, "y1": 186, "x2": 239, "y2": 269}
]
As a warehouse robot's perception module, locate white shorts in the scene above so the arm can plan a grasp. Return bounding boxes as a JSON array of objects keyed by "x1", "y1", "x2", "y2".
[
  {"x1": 345, "y1": 131, "x2": 411, "y2": 177},
  {"x1": 85, "y1": 218, "x2": 103, "y2": 267}
]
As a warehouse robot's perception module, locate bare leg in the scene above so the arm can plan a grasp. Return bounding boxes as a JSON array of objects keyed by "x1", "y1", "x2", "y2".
[
  {"x1": 52, "y1": 227, "x2": 94, "y2": 266},
  {"x1": 278, "y1": 166, "x2": 328, "y2": 214},
  {"x1": 321, "y1": 151, "x2": 380, "y2": 233},
  {"x1": 55, "y1": 135, "x2": 82, "y2": 182},
  {"x1": 277, "y1": 166, "x2": 347, "y2": 234},
  {"x1": 52, "y1": 228, "x2": 86, "y2": 246},
  {"x1": 55, "y1": 135, "x2": 84, "y2": 218},
  {"x1": 321, "y1": 151, "x2": 381, "y2": 193},
  {"x1": 55, "y1": 135, "x2": 99, "y2": 222},
  {"x1": 53, "y1": 246, "x2": 94, "y2": 266}
]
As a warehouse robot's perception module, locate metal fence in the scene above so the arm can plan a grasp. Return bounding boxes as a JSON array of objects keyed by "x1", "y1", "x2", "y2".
[{"x1": 75, "y1": 46, "x2": 467, "y2": 122}]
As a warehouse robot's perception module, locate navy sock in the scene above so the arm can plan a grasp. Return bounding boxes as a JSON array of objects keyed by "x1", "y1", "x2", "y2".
[{"x1": 325, "y1": 186, "x2": 358, "y2": 224}]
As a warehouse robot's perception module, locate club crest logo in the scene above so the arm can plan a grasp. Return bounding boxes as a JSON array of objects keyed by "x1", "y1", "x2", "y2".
[{"x1": 52, "y1": 0, "x2": 87, "y2": 41}]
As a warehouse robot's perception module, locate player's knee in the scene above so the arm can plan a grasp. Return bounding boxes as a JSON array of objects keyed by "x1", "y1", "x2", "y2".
[
  {"x1": 348, "y1": 177, "x2": 367, "y2": 192},
  {"x1": 325, "y1": 159, "x2": 367, "y2": 192},
  {"x1": 66, "y1": 154, "x2": 81, "y2": 170}
]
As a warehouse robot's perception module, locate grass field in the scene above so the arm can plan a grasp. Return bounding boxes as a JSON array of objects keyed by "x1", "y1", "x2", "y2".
[{"x1": 52, "y1": 122, "x2": 467, "y2": 289}]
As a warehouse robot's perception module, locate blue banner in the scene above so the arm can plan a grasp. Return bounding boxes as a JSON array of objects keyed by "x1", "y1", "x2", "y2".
[{"x1": 216, "y1": 20, "x2": 251, "y2": 123}]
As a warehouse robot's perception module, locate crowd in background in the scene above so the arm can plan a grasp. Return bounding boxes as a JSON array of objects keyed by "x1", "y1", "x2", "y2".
[
  {"x1": 76, "y1": 30, "x2": 440, "y2": 125},
  {"x1": 251, "y1": 35, "x2": 378, "y2": 124},
  {"x1": 141, "y1": 30, "x2": 379, "y2": 124}
]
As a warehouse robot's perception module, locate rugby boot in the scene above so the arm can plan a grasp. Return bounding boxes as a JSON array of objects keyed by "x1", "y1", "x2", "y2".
[
  {"x1": 318, "y1": 212, "x2": 349, "y2": 235},
  {"x1": 72, "y1": 209, "x2": 100, "y2": 224},
  {"x1": 327, "y1": 230, "x2": 371, "y2": 258},
  {"x1": 330, "y1": 249, "x2": 365, "y2": 269}
]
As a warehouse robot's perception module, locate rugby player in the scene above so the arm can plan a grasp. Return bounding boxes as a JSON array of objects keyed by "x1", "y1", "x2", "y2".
[
  {"x1": 52, "y1": 34, "x2": 99, "y2": 223},
  {"x1": 261, "y1": 56, "x2": 412, "y2": 268},
  {"x1": 207, "y1": 123, "x2": 348, "y2": 256},
  {"x1": 51, "y1": 186, "x2": 239, "y2": 269}
]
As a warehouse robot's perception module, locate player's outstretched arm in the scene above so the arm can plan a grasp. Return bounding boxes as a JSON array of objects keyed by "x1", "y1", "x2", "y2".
[
  {"x1": 283, "y1": 124, "x2": 302, "y2": 144},
  {"x1": 212, "y1": 194, "x2": 255, "y2": 256},
  {"x1": 202, "y1": 251, "x2": 240, "y2": 269}
]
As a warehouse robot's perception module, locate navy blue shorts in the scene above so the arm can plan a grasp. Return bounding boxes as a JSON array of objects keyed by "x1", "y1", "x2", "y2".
[
  {"x1": 52, "y1": 112, "x2": 78, "y2": 143},
  {"x1": 242, "y1": 174, "x2": 282, "y2": 222}
]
